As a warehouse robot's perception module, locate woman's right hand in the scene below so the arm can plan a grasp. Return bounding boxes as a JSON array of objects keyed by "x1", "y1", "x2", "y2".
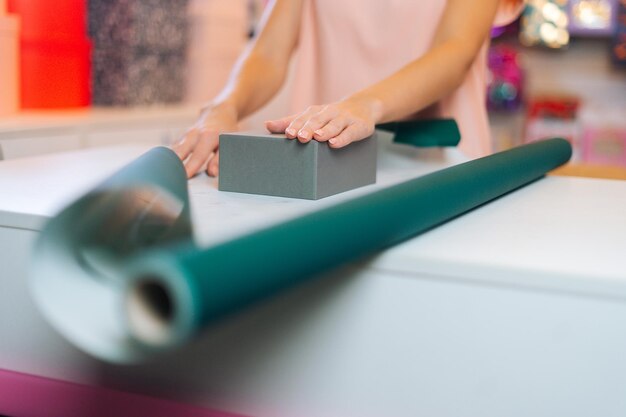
[{"x1": 172, "y1": 101, "x2": 238, "y2": 178}]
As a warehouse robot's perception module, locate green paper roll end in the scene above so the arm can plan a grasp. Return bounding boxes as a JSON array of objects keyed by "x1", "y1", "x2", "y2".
[
  {"x1": 547, "y1": 137, "x2": 573, "y2": 164},
  {"x1": 377, "y1": 119, "x2": 461, "y2": 147}
]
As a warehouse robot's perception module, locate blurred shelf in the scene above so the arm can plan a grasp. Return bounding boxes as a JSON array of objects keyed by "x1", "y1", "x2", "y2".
[
  {"x1": 0, "y1": 106, "x2": 198, "y2": 138},
  {"x1": 0, "y1": 106, "x2": 199, "y2": 160},
  {"x1": 489, "y1": 38, "x2": 626, "y2": 179}
]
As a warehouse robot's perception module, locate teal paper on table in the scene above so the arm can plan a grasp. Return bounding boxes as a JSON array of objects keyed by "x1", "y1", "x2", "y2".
[
  {"x1": 377, "y1": 119, "x2": 461, "y2": 147},
  {"x1": 30, "y1": 138, "x2": 572, "y2": 363}
]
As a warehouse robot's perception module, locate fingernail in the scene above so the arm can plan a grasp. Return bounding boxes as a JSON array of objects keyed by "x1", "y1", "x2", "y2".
[
  {"x1": 314, "y1": 129, "x2": 324, "y2": 136},
  {"x1": 298, "y1": 130, "x2": 308, "y2": 139},
  {"x1": 286, "y1": 128, "x2": 296, "y2": 136}
]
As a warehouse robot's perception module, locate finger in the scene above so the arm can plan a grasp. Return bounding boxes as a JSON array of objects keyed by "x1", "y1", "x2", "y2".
[
  {"x1": 207, "y1": 150, "x2": 220, "y2": 177},
  {"x1": 328, "y1": 124, "x2": 368, "y2": 149},
  {"x1": 312, "y1": 117, "x2": 348, "y2": 142},
  {"x1": 265, "y1": 115, "x2": 298, "y2": 134},
  {"x1": 184, "y1": 130, "x2": 218, "y2": 178},
  {"x1": 298, "y1": 108, "x2": 339, "y2": 142},
  {"x1": 171, "y1": 128, "x2": 199, "y2": 161},
  {"x1": 286, "y1": 106, "x2": 322, "y2": 141}
]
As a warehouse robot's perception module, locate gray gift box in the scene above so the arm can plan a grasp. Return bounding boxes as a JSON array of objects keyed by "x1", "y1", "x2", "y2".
[{"x1": 218, "y1": 132, "x2": 377, "y2": 200}]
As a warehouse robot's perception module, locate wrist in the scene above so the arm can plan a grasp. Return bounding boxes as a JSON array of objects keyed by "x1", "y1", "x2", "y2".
[
  {"x1": 200, "y1": 98, "x2": 239, "y2": 121},
  {"x1": 347, "y1": 94, "x2": 384, "y2": 124}
]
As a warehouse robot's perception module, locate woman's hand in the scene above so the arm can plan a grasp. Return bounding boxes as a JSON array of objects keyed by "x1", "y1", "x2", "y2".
[
  {"x1": 265, "y1": 97, "x2": 382, "y2": 148},
  {"x1": 172, "y1": 102, "x2": 238, "y2": 178}
]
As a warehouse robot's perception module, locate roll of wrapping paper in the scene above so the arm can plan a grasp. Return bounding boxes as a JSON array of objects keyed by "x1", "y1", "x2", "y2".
[{"x1": 30, "y1": 138, "x2": 572, "y2": 363}]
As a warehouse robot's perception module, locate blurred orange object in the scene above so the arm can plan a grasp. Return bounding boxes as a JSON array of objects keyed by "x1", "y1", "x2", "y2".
[
  {"x1": 8, "y1": 0, "x2": 90, "y2": 108},
  {"x1": 0, "y1": 9, "x2": 19, "y2": 116},
  {"x1": 7, "y1": 0, "x2": 86, "y2": 41}
]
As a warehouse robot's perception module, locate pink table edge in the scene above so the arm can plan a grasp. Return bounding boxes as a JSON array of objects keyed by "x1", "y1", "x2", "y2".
[{"x1": 0, "y1": 368, "x2": 247, "y2": 417}]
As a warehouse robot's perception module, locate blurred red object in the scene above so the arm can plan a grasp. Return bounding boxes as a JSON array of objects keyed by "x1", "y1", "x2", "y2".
[
  {"x1": 20, "y1": 39, "x2": 91, "y2": 108},
  {"x1": 528, "y1": 97, "x2": 580, "y2": 119},
  {"x1": 8, "y1": 0, "x2": 90, "y2": 108},
  {"x1": 525, "y1": 96, "x2": 583, "y2": 161}
]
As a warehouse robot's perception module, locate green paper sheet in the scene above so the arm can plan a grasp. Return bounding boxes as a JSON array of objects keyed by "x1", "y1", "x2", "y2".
[
  {"x1": 30, "y1": 138, "x2": 572, "y2": 363},
  {"x1": 377, "y1": 119, "x2": 461, "y2": 147}
]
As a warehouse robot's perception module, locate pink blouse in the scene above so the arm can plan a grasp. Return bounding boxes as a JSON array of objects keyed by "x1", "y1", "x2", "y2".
[{"x1": 289, "y1": 0, "x2": 523, "y2": 158}]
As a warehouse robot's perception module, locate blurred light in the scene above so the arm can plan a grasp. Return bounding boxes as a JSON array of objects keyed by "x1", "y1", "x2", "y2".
[
  {"x1": 572, "y1": 0, "x2": 612, "y2": 29},
  {"x1": 542, "y1": 2, "x2": 562, "y2": 22},
  {"x1": 520, "y1": 0, "x2": 570, "y2": 49}
]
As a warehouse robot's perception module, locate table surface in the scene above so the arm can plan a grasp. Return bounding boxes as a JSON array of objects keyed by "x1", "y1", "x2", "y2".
[
  {"x1": 0, "y1": 138, "x2": 624, "y2": 300},
  {"x1": 2, "y1": 139, "x2": 626, "y2": 417}
]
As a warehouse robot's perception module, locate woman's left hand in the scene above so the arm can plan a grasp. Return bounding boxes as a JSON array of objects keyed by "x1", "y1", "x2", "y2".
[{"x1": 265, "y1": 97, "x2": 381, "y2": 148}]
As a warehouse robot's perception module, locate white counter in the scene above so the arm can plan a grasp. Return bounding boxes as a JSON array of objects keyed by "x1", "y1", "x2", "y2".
[
  {"x1": 0, "y1": 107, "x2": 198, "y2": 159},
  {"x1": 1, "y1": 140, "x2": 625, "y2": 417}
]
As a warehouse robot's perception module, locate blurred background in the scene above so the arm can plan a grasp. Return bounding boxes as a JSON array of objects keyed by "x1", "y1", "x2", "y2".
[{"x1": 0, "y1": 0, "x2": 624, "y2": 177}]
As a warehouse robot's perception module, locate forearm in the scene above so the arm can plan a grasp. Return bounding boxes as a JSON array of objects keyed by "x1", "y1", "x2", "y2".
[
  {"x1": 208, "y1": 0, "x2": 303, "y2": 120},
  {"x1": 350, "y1": 0, "x2": 500, "y2": 124},
  {"x1": 175, "y1": 0, "x2": 302, "y2": 176},
  {"x1": 213, "y1": 48, "x2": 290, "y2": 120},
  {"x1": 349, "y1": 39, "x2": 478, "y2": 124}
]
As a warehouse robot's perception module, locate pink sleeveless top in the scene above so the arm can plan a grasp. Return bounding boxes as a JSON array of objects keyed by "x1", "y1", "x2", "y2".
[{"x1": 290, "y1": 0, "x2": 523, "y2": 157}]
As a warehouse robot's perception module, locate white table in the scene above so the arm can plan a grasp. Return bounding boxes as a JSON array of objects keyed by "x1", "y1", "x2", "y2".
[{"x1": 1, "y1": 139, "x2": 625, "y2": 417}]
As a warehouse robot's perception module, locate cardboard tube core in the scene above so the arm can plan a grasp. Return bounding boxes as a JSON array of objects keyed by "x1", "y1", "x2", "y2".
[{"x1": 126, "y1": 278, "x2": 175, "y2": 346}]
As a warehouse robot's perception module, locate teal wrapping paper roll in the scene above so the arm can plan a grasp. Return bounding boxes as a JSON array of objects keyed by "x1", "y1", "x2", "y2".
[{"x1": 30, "y1": 138, "x2": 572, "y2": 363}]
